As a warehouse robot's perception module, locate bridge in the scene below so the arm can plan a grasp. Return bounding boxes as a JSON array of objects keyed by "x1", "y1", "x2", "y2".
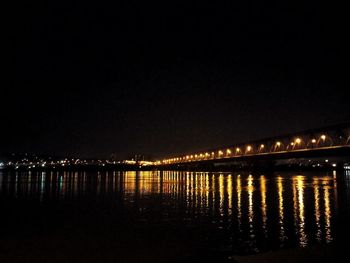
[{"x1": 155, "y1": 122, "x2": 350, "y2": 168}]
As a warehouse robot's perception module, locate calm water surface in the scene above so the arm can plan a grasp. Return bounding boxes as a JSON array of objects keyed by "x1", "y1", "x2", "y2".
[{"x1": 1, "y1": 170, "x2": 350, "y2": 261}]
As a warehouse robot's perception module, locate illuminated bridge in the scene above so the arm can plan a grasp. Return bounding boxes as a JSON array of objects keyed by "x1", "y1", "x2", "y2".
[{"x1": 155, "y1": 122, "x2": 350, "y2": 168}]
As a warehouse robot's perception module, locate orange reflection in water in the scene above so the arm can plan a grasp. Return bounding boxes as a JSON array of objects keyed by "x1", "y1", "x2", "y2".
[
  {"x1": 277, "y1": 176, "x2": 286, "y2": 242},
  {"x1": 293, "y1": 175, "x2": 308, "y2": 247},
  {"x1": 219, "y1": 174, "x2": 224, "y2": 216},
  {"x1": 247, "y1": 174, "x2": 255, "y2": 236},
  {"x1": 324, "y1": 183, "x2": 332, "y2": 243},
  {"x1": 313, "y1": 177, "x2": 322, "y2": 241},
  {"x1": 260, "y1": 175, "x2": 267, "y2": 236},
  {"x1": 236, "y1": 175, "x2": 242, "y2": 231},
  {"x1": 227, "y1": 174, "x2": 233, "y2": 217}
]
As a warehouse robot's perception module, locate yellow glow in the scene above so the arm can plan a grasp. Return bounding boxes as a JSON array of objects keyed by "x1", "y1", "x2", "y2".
[
  {"x1": 276, "y1": 141, "x2": 281, "y2": 146},
  {"x1": 219, "y1": 174, "x2": 224, "y2": 216},
  {"x1": 236, "y1": 147, "x2": 240, "y2": 152},
  {"x1": 321, "y1": 135, "x2": 326, "y2": 140},
  {"x1": 236, "y1": 175, "x2": 242, "y2": 228},
  {"x1": 247, "y1": 145, "x2": 252, "y2": 151},
  {"x1": 277, "y1": 176, "x2": 285, "y2": 241},
  {"x1": 291, "y1": 142, "x2": 294, "y2": 146},
  {"x1": 324, "y1": 185, "x2": 332, "y2": 243},
  {"x1": 260, "y1": 175, "x2": 267, "y2": 235},
  {"x1": 295, "y1": 138, "x2": 301, "y2": 144},
  {"x1": 247, "y1": 175, "x2": 254, "y2": 235},
  {"x1": 312, "y1": 139, "x2": 317, "y2": 143},
  {"x1": 227, "y1": 174, "x2": 232, "y2": 216},
  {"x1": 218, "y1": 150, "x2": 223, "y2": 155},
  {"x1": 313, "y1": 177, "x2": 321, "y2": 241},
  {"x1": 227, "y1": 149, "x2": 231, "y2": 154},
  {"x1": 293, "y1": 175, "x2": 308, "y2": 247},
  {"x1": 260, "y1": 144, "x2": 265, "y2": 148}
]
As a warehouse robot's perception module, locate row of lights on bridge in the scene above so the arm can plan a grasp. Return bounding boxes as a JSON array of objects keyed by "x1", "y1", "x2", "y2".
[{"x1": 156, "y1": 135, "x2": 328, "y2": 165}]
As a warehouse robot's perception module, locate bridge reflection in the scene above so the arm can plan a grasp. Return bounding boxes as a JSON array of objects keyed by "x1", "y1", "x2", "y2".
[{"x1": 0, "y1": 170, "x2": 343, "y2": 251}]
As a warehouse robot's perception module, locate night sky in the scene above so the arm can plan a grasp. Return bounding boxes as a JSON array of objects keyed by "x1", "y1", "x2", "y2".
[{"x1": 6, "y1": 1, "x2": 350, "y2": 159}]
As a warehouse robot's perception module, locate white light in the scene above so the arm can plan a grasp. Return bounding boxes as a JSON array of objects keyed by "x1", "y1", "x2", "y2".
[
  {"x1": 0, "y1": 162, "x2": 3, "y2": 167},
  {"x1": 325, "y1": 159, "x2": 329, "y2": 162},
  {"x1": 332, "y1": 164, "x2": 337, "y2": 167}
]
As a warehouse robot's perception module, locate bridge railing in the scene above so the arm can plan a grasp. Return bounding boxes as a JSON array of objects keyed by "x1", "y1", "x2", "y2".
[{"x1": 156, "y1": 124, "x2": 350, "y2": 165}]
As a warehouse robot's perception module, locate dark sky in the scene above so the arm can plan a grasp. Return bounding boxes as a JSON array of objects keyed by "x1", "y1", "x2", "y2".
[{"x1": 6, "y1": 1, "x2": 350, "y2": 159}]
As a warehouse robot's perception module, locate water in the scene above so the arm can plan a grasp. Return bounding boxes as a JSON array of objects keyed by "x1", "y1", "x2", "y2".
[{"x1": 1, "y1": 170, "x2": 350, "y2": 262}]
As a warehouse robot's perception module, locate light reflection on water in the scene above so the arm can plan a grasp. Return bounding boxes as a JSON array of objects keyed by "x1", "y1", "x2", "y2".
[{"x1": 0, "y1": 170, "x2": 347, "y2": 254}]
